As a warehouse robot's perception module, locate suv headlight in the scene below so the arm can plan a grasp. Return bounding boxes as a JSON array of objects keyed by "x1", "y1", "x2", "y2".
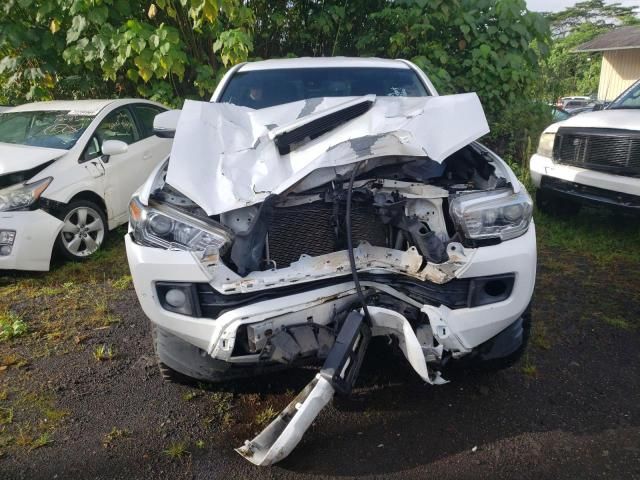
[
  {"x1": 129, "y1": 196, "x2": 233, "y2": 253},
  {"x1": 450, "y1": 188, "x2": 533, "y2": 242},
  {"x1": 536, "y1": 132, "x2": 555, "y2": 158},
  {"x1": 0, "y1": 177, "x2": 52, "y2": 212}
]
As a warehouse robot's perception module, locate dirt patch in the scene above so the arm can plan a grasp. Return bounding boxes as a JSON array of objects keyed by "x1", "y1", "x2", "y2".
[{"x1": 0, "y1": 231, "x2": 639, "y2": 479}]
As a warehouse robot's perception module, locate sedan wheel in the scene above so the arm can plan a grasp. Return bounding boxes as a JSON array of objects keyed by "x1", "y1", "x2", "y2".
[{"x1": 56, "y1": 201, "x2": 107, "y2": 260}]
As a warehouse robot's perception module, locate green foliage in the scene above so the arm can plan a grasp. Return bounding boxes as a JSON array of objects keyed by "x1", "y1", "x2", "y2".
[
  {"x1": 0, "y1": 0, "x2": 254, "y2": 105},
  {"x1": 0, "y1": 0, "x2": 556, "y2": 164},
  {"x1": 539, "y1": 1, "x2": 639, "y2": 102},
  {"x1": 356, "y1": 0, "x2": 549, "y2": 116},
  {"x1": 0, "y1": 311, "x2": 28, "y2": 342}
]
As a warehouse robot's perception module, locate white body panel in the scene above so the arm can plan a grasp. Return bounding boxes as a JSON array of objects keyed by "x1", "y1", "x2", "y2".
[
  {"x1": 126, "y1": 224, "x2": 536, "y2": 357},
  {"x1": 0, "y1": 99, "x2": 172, "y2": 270},
  {"x1": 530, "y1": 108, "x2": 640, "y2": 197},
  {"x1": 166, "y1": 93, "x2": 489, "y2": 216},
  {"x1": 530, "y1": 153, "x2": 640, "y2": 195},
  {"x1": 0, "y1": 209, "x2": 63, "y2": 271}
]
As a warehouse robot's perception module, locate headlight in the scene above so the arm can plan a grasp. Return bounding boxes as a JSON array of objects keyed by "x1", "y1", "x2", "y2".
[
  {"x1": 536, "y1": 132, "x2": 555, "y2": 158},
  {"x1": 129, "y1": 196, "x2": 233, "y2": 253},
  {"x1": 0, "y1": 177, "x2": 52, "y2": 212},
  {"x1": 450, "y1": 188, "x2": 533, "y2": 242}
]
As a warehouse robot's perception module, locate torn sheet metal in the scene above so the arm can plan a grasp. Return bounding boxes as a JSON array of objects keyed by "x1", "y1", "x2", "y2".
[
  {"x1": 236, "y1": 306, "x2": 446, "y2": 466},
  {"x1": 167, "y1": 94, "x2": 489, "y2": 216},
  {"x1": 195, "y1": 241, "x2": 474, "y2": 297}
]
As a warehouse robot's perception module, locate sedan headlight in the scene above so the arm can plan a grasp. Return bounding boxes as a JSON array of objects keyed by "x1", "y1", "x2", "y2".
[
  {"x1": 450, "y1": 188, "x2": 533, "y2": 242},
  {"x1": 0, "y1": 177, "x2": 52, "y2": 212},
  {"x1": 129, "y1": 196, "x2": 233, "y2": 253},
  {"x1": 536, "y1": 132, "x2": 556, "y2": 158}
]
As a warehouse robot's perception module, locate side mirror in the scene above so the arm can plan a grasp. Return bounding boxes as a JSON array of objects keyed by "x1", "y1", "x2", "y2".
[
  {"x1": 101, "y1": 140, "x2": 129, "y2": 162},
  {"x1": 153, "y1": 109, "x2": 181, "y2": 138},
  {"x1": 592, "y1": 103, "x2": 604, "y2": 111}
]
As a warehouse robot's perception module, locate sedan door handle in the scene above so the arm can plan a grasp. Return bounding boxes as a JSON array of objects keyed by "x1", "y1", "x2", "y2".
[{"x1": 143, "y1": 152, "x2": 152, "y2": 160}]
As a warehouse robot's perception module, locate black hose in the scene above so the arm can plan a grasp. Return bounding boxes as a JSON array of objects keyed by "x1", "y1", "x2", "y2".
[{"x1": 346, "y1": 161, "x2": 371, "y2": 321}]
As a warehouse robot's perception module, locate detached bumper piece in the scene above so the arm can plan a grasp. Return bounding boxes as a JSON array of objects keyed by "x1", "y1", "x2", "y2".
[
  {"x1": 236, "y1": 311, "x2": 370, "y2": 466},
  {"x1": 236, "y1": 307, "x2": 446, "y2": 466}
]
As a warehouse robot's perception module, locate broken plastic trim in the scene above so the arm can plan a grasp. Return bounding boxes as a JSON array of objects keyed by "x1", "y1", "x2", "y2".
[
  {"x1": 273, "y1": 98, "x2": 374, "y2": 154},
  {"x1": 236, "y1": 306, "x2": 447, "y2": 466}
]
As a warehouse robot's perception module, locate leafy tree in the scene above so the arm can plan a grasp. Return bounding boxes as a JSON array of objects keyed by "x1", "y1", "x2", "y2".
[
  {"x1": 0, "y1": 0, "x2": 552, "y2": 165},
  {"x1": 0, "y1": 0, "x2": 254, "y2": 106},
  {"x1": 539, "y1": 0, "x2": 639, "y2": 101}
]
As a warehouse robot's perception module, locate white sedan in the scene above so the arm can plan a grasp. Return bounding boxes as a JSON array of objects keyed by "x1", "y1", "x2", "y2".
[{"x1": 0, "y1": 99, "x2": 171, "y2": 270}]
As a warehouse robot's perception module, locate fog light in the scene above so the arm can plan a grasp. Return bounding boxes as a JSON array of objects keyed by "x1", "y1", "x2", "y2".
[
  {"x1": 0, "y1": 230, "x2": 16, "y2": 246},
  {"x1": 0, "y1": 245, "x2": 11, "y2": 256},
  {"x1": 468, "y1": 274, "x2": 515, "y2": 307},
  {"x1": 155, "y1": 282, "x2": 200, "y2": 317},
  {"x1": 165, "y1": 288, "x2": 187, "y2": 308}
]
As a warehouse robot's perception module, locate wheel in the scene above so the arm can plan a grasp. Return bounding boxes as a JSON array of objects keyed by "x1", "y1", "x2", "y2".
[
  {"x1": 153, "y1": 325, "x2": 245, "y2": 385},
  {"x1": 535, "y1": 189, "x2": 581, "y2": 216},
  {"x1": 55, "y1": 200, "x2": 107, "y2": 261},
  {"x1": 152, "y1": 325, "x2": 289, "y2": 385}
]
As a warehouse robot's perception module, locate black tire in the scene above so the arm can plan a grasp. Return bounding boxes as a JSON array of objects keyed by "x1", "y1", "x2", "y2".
[
  {"x1": 536, "y1": 189, "x2": 581, "y2": 217},
  {"x1": 153, "y1": 325, "x2": 232, "y2": 385},
  {"x1": 55, "y1": 200, "x2": 108, "y2": 261}
]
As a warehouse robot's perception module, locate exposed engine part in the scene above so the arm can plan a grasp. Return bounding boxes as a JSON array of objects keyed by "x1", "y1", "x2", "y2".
[{"x1": 260, "y1": 324, "x2": 336, "y2": 363}]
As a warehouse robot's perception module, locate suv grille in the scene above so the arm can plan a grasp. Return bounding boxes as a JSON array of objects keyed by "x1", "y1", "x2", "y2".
[{"x1": 553, "y1": 127, "x2": 640, "y2": 176}]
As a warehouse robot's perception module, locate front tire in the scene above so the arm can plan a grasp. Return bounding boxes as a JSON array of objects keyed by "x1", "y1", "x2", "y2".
[{"x1": 55, "y1": 200, "x2": 107, "y2": 261}]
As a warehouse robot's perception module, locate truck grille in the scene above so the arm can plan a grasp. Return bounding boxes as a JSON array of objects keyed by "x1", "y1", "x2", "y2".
[
  {"x1": 553, "y1": 127, "x2": 640, "y2": 176},
  {"x1": 267, "y1": 201, "x2": 388, "y2": 268}
]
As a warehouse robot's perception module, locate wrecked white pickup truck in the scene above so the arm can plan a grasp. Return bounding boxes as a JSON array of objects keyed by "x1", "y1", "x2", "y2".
[{"x1": 125, "y1": 57, "x2": 536, "y2": 465}]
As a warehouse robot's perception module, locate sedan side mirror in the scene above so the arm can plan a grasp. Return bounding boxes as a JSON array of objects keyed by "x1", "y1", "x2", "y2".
[
  {"x1": 101, "y1": 140, "x2": 129, "y2": 162},
  {"x1": 153, "y1": 109, "x2": 181, "y2": 138},
  {"x1": 592, "y1": 103, "x2": 604, "y2": 111}
]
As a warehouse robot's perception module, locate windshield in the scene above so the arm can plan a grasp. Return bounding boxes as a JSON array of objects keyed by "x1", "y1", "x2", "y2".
[
  {"x1": 609, "y1": 81, "x2": 640, "y2": 110},
  {"x1": 0, "y1": 110, "x2": 94, "y2": 149},
  {"x1": 220, "y1": 67, "x2": 429, "y2": 109}
]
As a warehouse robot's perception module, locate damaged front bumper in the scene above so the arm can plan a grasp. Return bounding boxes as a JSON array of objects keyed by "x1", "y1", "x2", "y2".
[
  {"x1": 0, "y1": 209, "x2": 63, "y2": 271},
  {"x1": 126, "y1": 222, "x2": 535, "y2": 363}
]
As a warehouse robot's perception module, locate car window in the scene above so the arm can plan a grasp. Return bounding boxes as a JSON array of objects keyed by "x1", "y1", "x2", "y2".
[
  {"x1": 94, "y1": 108, "x2": 139, "y2": 145},
  {"x1": 220, "y1": 67, "x2": 429, "y2": 109},
  {"x1": 0, "y1": 111, "x2": 94, "y2": 149},
  {"x1": 132, "y1": 104, "x2": 166, "y2": 138},
  {"x1": 610, "y1": 81, "x2": 640, "y2": 110}
]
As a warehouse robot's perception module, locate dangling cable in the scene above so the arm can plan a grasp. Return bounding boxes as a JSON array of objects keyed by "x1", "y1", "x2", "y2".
[{"x1": 346, "y1": 161, "x2": 370, "y2": 321}]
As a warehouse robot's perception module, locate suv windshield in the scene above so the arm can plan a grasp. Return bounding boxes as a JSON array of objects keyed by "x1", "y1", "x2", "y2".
[
  {"x1": 220, "y1": 67, "x2": 429, "y2": 109},
  {"x1": 609, "y1": 81, "x2": 640, "y2": 110},
  {"x1": 0, "y1": 110, "x2": 94, "y2": 149}
]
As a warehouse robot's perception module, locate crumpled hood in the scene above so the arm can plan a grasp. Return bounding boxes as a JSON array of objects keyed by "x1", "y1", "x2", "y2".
[
  {"x1": 0, "y1": 142, "x2": 66, "y2": 176},
  {"x1": 546, "y1": 108, "x2": 640, "y2": 133},
  {"x1": 166, "y1": 94, "x2": 489, "y2": 216}
]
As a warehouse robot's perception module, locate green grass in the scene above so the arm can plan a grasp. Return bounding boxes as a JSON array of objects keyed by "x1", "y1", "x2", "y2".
[
  {"x1": 93, "y1": 344, "x2": 116, "y2": 361},
  {"x1": 29, "y1": 432, "x2": 53, "y2": 450},
  {"x1": 112, "y1": 274, "x2": 132, "y2": 291},
  {"x1": 254, "y1": 406, "x2": 278, "y2": 427},
  {"x1": 164, "y1": 441, "x2": 189, "y2": 459},
  {"x1": 602, "y1": 316, "x2": 634, "y2": 331},
  {"x1": 102, "y1": 427, "x2": 131, "y2": 447},
  {"x1": 0, "y1": 311, "x2": 28, "y2": 342},
  {"x1": 534, "y1": 207, "x2": 640, "y2": 264}
]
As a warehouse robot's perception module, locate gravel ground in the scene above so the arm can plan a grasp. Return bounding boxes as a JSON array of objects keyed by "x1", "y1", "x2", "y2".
[{"x1": 1, "y1": 241, "x2": 639, "y2": 480}]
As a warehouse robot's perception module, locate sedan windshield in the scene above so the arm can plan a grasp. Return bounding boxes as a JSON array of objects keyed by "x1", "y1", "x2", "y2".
[
  {"x1": 609, "y1": 82, "x2": 640, "y2": 110},
  {"x1": 0, "y1": 110, "x2": 94, "y2": 149},
  {"x1": 220, "y1": 67, "x2": 429, "y2": 109}
]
